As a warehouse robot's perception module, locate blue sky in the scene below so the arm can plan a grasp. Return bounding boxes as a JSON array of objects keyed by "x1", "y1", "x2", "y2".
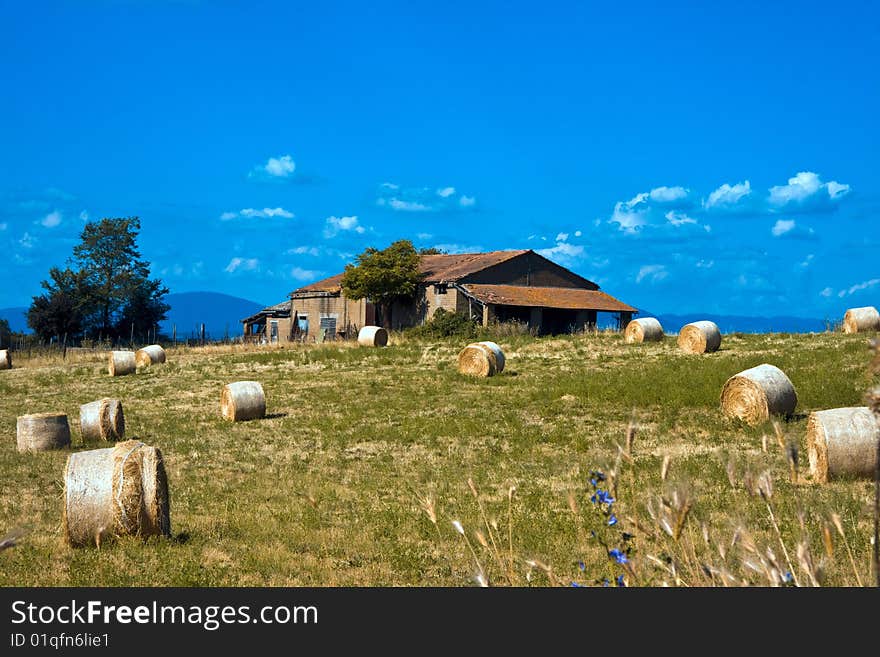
[{"x1": 1, "y1": 0, "x2": 877, "y2": 318}]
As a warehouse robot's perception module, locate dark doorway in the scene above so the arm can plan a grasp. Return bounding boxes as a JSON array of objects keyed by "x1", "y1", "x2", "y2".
[{"x1": 541, "y1": 309, "x2": 580, "y2": 335}]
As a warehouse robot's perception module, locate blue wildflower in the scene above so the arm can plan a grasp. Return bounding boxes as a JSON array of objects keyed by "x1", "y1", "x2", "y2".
[
  {"x1": 607, "y1": 514, "x2": 618, "y2": 526},
  {"x1": 590, "y1": 478, "x2": 598, "y2": 487},
  {"x1": 608, "y1": 549, "x2": 628, "y2": 564},
  {"x1": 592, "y1": 489, "x2": 614, "y2": 505},
  {"x1": 783, "y1": 571, "x2": 794, "y2": 584},
  {"x1": 578, "y1": 561, "x2": 586, "y2": 571},
  {"x1": 616, "y1": 574, "x2": 626, "y2": 587},
  {"x1": 591, "y1": 470, "x2": 606, "y2": 482},
  {"x1": 570, "y1": 581, "x2": 583, "y2": 587},
  {"x1": 602, "y1": 578, "x2": 610, "y2": 587}
]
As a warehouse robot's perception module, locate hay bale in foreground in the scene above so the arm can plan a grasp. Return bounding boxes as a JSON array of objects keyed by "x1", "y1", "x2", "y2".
[
  {"x1": 17, "y1": 413, "x2": 72, "y2": 452},
  {"x1": 108, "y1": 351, "x2": 136, "y2": 376},
  {"x1": 843, "y1": 306, "x2": 880, "y2": 334},
  {"x1": 0, "y1": 349, "x2": 11, "y2": 370},
  {"x1": 720, "y1": 363, "x2": 798, "y2": 426},
  {"x1": 357, "y1": 326, "x2": 388, "y2": 347},
  {"x1": 624, "y1": 317, "x2": 664, "y2": 343},
  {"x1": 476, "y1": 341, "x2": 505, "y2": 372},
  {"x1": 79, "y1": 398, "x2": 125, "y2": 442},
  {"x1": 678, "y1": 321, "x2": 722, "y2": 354},
  {"x1": 458, "y1": 343, "x2": 498, "y2": 377},
  {"x1": 135, "y1": 344, "x2": 166, "y2": 367},
  {"x1": 221, "y1": 381, "x2": 266, "y2": 421},
  {"x1": 63, "y1": 439, "x2": 171, "y2": 547},
  {"x1": 806, "y1": 407, "x2": 880, "y2": 483}
]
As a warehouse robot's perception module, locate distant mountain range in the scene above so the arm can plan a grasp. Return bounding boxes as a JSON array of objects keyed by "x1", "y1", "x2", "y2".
[
  {"x1": 0, "y1": 307, "x2": 28, "y2": 333},
  {"x1": 644, "y1": 312, "x2": 830, "y2": 334},
  {"x1": 159, "y1": 292, "x2": 265, "y2": 340},
  {"x1": 1, "y1": 294, "x2": 833, "y2": 338},
  {"x1": 0, "y1": 292, "x2": 267, "y2": 340}
]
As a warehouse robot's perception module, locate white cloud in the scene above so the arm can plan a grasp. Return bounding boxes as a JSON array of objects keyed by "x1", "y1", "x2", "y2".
[
  {"x1": 224, "y1": 257, "x2": 260, "y2": 273},
  {"x1": 324, "y1": 215, "x2": 365, "y2": 238},
  {"x1": 221, "y1": 207, "x2": 294, "y2": 220},
  {"x1": 608, "y1": 185, "x2": 692, "y2": 233},
  {"x1": 416, "y1": 232, "x2": 433, "y2": 240},
  {"x1": 837, "y1": 278, "x2": 880, "y2": 297},
  {"x1": 574, "y1": 230, "x2": 582, "y2": 237},
  {"x1": 649, "y1": 186, "x2": 688, "y2": 202},
  {"x1": 665, "y1": 210, "x2": 697, "y2": 226},
  {"x1": 696, "y1": 259, "x2": 714, "y2": 268},
  {"x1": 430, "y1": 243, "x2": 482, "y2": 254},
  {"x1": 820, "y1": 287, "x2": 833, "y2": 297},
  {"x1": 19, "y1": 232, "x2": 35, "y2": 248},
  {"x1": 636, "y1": 264, "x2": 668, "y2": 284},
  {"x1": 704, "y1": 180, "x2": 751, "y2": 210},
  {"x1": 610, "y1": 196, "x2": 649, "y2": 233},
  {"x1": 536, "y1": 241, "x2": 584, "y2": 263},
  {"x1": 260, "y1": 154, "x2": 296, "y2": 178},
  {"x1": 79, "y1": 210, "x2": 89, "y2": 222},
  {"x1": 290, "y1": 267, "x2": 323, "y2": 281},
  {"x1": 800, "y1": 254, "x2": 814, "y2": 268},
  {"x1": 555, "y1": 232, "x2": 569, "y2": 242},
  {"x1": 389, "y1": 198, "x2": 429, "y2": 212},
  {"x1": 41, "y1": 210, "x2": 62, "y2": 227},
  {"x1": 769, "y1": 171, "x2": 850, "y2": 208},
  {"x1": 771, "y1": 219, "x2": 796, "y2": 237},
  {"x1": 287, "y1": 246, "x2": 321, "y2": 256},
  {"x1": 377, "y1": 183, "x2": 475, "y2": 212}
]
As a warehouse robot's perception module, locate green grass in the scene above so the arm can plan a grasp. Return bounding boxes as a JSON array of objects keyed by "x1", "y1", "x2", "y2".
[{"x1": 0, "y1": 332, "x2": 876, "y2": 586}]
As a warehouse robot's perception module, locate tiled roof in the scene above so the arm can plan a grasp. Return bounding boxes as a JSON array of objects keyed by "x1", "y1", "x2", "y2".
[
  {"x1": 292, "y1": 250, "x2": 529, "y2": 295},
  {"x1": 241, "y1": 300, "x2": 292, "y2": 323},
  {"x1": 460, "y1": 284, "x2": 637, "y2": 313}
]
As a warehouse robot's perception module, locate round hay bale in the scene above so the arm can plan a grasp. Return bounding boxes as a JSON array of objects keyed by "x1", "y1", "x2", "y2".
[
  {"x1": 458, "y1": 343, "x2": 498, "y2": 377},
  {"x1": 108, "y1": 351, "x2": 136, "y2": 377},
  {"x1": 135, "y1": 344, "x2": 166, "y2": 367},
  {"x1": 0, "y1": 349, "x2": 11, "y2": 370},
  {"x1": 843, "y1": 306, "x2": 880, "y2": 334},
  {"x1": 476, "y1": 341, "x2": 505, "y2": 372},
  {"x1": 624, "y1": 317, "x2": 664, "y2": 343},
  {"x1": 720, "y1": 363, "x2": 798, "y2": 426},
  {"x1": 16, "y1": 413, "x2": 71, "y2": 452},
  {"x1": 63, "y1": 439, "x2": 171, "y2": 547},
  {"x1": 357, "y1": 326, "x2": 388, "y2": 347},
  {"x1": 678, "y1": 321, "x2": 722, "y2": 354},
  {"x1": 221, "y1": 381, "x2": 266, "y2": 421},
  {"x1": 806, "y1": 407, "x2": 880, "y2": 483},
  {"x1": 80, "y1": 398, "x2": 125, "y2": 442}
]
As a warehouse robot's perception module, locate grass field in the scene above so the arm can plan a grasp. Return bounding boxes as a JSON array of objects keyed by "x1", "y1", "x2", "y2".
[{"x1": 0, "y1": 331, "x2": 877, "y2": 586}]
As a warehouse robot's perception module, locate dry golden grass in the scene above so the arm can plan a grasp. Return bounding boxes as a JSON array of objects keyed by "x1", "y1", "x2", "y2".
[{"x1": 0, "y1": 330, "x2": 876, "y2": 586}]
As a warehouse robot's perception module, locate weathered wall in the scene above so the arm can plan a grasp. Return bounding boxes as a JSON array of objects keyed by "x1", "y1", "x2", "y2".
[
  {"x1": 290, "y1": 294, "x2": 372, "y2": 341},
  {"x1": 462, "y1": 252, "x2": 597, "y2": 289}
]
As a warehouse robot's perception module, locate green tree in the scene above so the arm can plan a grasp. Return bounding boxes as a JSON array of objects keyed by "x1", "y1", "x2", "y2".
[
  {"x1": 418, "y1": 247, "x2": 446, "y2": 255},
  {"x1": 0, "y1": 318, "x2": 10, "y2": 348},
  {"x1": 341, "y1": 239, "x2": 422, "y2": 326},
  {"x1": 73, "y1": 217, "x2": 168, "y2": 338},
  {"x1": 28, "y1": 217, "x2": 169, "y2": 342},
  {"x1": 27, "y1": 267, "x2": 90, "y2": 340}
]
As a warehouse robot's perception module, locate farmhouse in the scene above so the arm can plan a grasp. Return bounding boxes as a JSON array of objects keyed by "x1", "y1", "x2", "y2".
[
  {"x1": 244, "y1": 250, "x2": 636, "y2": 342},
  {"x1": 241, "y1": 300, "x2": 294, "y2": 344}
]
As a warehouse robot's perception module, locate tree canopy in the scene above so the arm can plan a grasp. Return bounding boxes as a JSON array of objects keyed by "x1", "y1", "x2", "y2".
[
  {"x1": 28, "y1": 217, "x2": 169, "y2": 342},
  {"x1": 340, "y1": 240, "x2": 422, "y2": 311}
]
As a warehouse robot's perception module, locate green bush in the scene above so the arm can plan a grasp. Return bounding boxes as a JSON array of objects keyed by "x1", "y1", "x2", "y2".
[{"x1": 406, "y1": 308, "x2": 478, "y2": 339}]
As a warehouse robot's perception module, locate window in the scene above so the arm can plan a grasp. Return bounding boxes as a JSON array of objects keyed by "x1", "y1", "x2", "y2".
[{"x1": 434, "y1": 284, "x2": 448, "y2": 295}]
